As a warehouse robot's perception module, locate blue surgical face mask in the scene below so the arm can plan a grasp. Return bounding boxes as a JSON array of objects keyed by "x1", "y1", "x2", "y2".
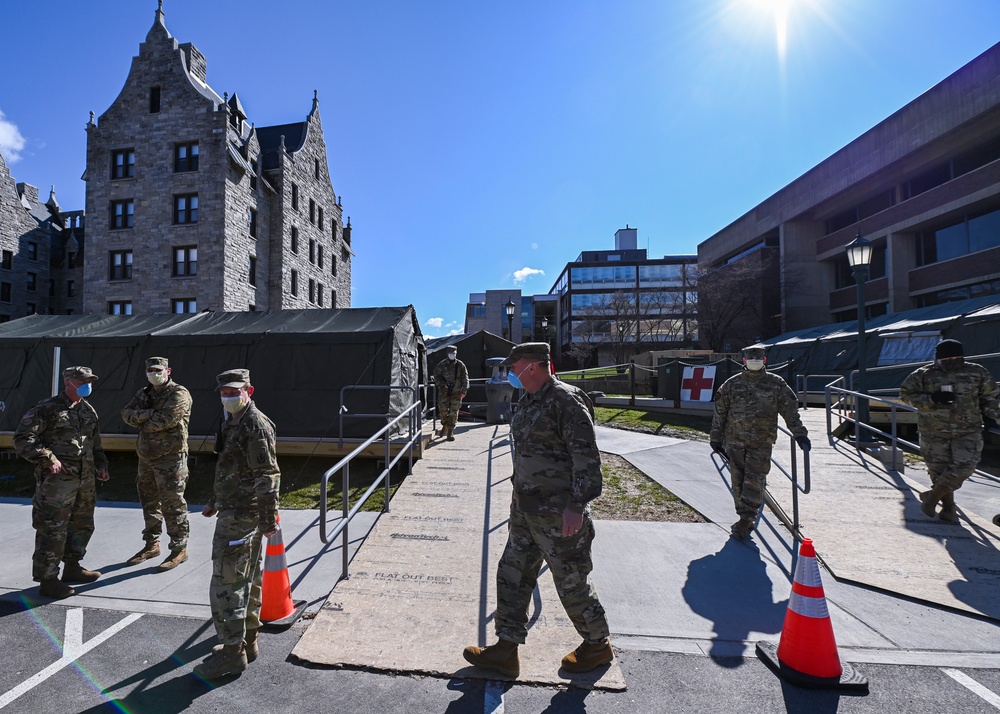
[
  {"x1": 507, "y1": 370, "x2": 522, "y2": 389},
  {"x1": 76, "y1": 382, "x2": 93, "y2": 397}
]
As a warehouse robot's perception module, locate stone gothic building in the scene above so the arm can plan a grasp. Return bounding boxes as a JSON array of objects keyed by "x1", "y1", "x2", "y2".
[{"x1": 83, "y1": 3, "x2": 352, "y2": 315}]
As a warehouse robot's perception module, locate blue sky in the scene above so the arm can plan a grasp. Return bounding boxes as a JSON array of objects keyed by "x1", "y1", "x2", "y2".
[{"x1": 2, "y1": 1, "x2": 999, "y2": 336}]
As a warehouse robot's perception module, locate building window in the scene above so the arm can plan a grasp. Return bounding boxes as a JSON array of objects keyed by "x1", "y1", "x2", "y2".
[
  {"x1": 110, "y1": 200, "x2": 134, "y2": 229},
  {"x1": 309, "y1": 278, "x2": 315, "y2": 304},
  {"x1": 67, "y1": 252, "x2": 77, "y2": 269},
  {"x1": 1, "y1": 250, "x2": 11, "y2": 270},
  {"x1": 27, "y1": 242, "x2": 38, "y2": 260},
  {"x1": 108, "y1": 301, "x2": 132, "y2": 315},
  {"x1": 309, "y1": 239, "x2": 316, "y2": 264},
  {"x1": 49, "y1": 279, "x2": 55, "y2": 297},
  {"x1": 150, "y1": 86, "x2": 160, "y2": 113},
  {"x1": 318, "y1": 284, "x2": 324, "y2": 307},
  {"x1": 309, "y1": 199, "x2": 315, "y2": 224},
  {"x1": 174, "y1": 194, "x2": 198, "y2": 224},
  {"x1": 291, "y1": 183, "x2": 299, "y2": 210},
  {"x1": 0, "y1": 315, "x2": 9, "y2": 322},
  {"x1": 249, "y1": 255, "x2": 257, "y2": 286},
  {"x1": 342, "y1": 246, "x2": 349, "y2": 263},
  {"x1": 172, "y1": 298, "x2": 197, "y2": 314},
  {"x1": 174, "y1": 142, "x2": 199, "y2": 172},
  {"x1": 173, "y1": 246, "x2": 198, "y2": 276},
  {"x1": 26, "y1": 303, "x2": 36, "y2": 315},
  {"x1": 331, "y1": 255, "x2": 337, "y2": 276},
  {"x1": 250, "y1": 159, "x2": 258, "y2": 191},
  {"x1": 0, "y1": 282, "x2": 10, "y2": 302},
  {"x1": 249, "y1": 209, "x2": 257, "y2": 238},
  {"x1": 332, "y1": 218, "x2": 337, "y2": 240},
  {"x1": 109, "y1": 250, "x2": 133, "y2": 280},
  {"x1": 314, "y1": 158, "x2": 320, "y2": 179},
  {"x1": 318, "y1": 206, "x2": 324, "y2": 230},
  {"x1": 318, "y1": 245, "x2": 324, "y2": 269},
  {"x1": 331, "y1": 288, "x2": 336, "y2": 307},
  {"x1": 26, "y1": 272, "x2": 36, "y2": 292},
  {"x1": 111, "y1": 149, "x2": 135, "y2": 179},
  {"x1": 67, "y1": 280, "x2": 75, "y2": 298},
  {"x1": 290, "y1": 270, "x2": 299, "y2": 297},
  {"x1": 291, "y1": 226, "x2": 299, "y2": 253}
]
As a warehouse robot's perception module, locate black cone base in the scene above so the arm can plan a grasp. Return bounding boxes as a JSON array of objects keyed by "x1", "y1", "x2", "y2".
[
  {"x1": 261, "y1": 599, "x2": 307, "y2": 630},
  {"x1": 756, "y1": 641, "x2": 869, "y2": 693}
]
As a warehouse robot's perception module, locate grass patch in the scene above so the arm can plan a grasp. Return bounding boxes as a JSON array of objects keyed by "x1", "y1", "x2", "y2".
[
  {"x1": 591, "y1": 453, "x2": 704, "y2": 522},
  {"x1": 0, "y1": 451, "x2": 403, "y2": 511},
  {"x1": 594, "y1": 407, "x2": 712, "y2": 441}
]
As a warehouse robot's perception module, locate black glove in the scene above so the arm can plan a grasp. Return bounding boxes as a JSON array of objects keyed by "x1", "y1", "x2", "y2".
[
  {"x1": 930, "y1": 391, "x2": 956, "y2": 405},
  {"x1": 795, "y1": 435, "x2": 811, "y2": 452},
  {"x1": 710, "y1": 441, "x2": 725, "y2": 454}
]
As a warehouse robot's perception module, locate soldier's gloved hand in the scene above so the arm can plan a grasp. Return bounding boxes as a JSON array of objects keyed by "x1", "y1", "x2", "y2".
[
  {"x1": 930, "y1": 391, "x2": 956, "y2": 405},
  {"x1": 795, "y1": 435, "x2": 811, "y2": 452},
  {"x1": 710, "y1": 441, "x2": 725, "y2": 454}
]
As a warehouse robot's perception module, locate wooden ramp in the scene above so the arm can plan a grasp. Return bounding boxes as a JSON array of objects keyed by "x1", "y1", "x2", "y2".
[{"x1": 292, "y1": 422, "x2": 626, "y2": 690}]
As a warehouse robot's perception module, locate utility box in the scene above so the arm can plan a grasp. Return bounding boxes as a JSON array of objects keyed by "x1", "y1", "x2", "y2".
[{"x1": 485, "y1": 357, "x2": 515, "y2": 424}]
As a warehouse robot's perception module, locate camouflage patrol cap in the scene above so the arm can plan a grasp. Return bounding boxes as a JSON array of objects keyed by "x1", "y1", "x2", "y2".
[
  {"x1": 446, "y1": 345, "x2": 458, "y2": 353},
  {"x1": 146, "y1": 357, "x2": 169, "y2": 370},
  {"x1": 63, "y1": 366, "x2": 98, "y2": 382},
  {"x1": 501, "y1": 342, "x2": 550, "y2": 367},
  {"x1": 742, "y1": 343, "x2": 767, "y2": 357},
  {"x1": 216, "y1": 368, "x2": 250, "y2": 390}
]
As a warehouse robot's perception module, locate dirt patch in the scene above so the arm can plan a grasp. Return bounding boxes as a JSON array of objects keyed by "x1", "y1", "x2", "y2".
[{"x1": 591, "y1": 452, "x2": 706, "y2": 523}]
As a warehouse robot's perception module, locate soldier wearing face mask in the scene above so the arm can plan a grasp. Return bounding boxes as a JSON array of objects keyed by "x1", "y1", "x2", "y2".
[
  {"x1": 14, "y1": 366, "x2": 110, "y2": 599},
  {"x1": 432, "y1": 345, "x2": 469, "y2": 441},
  {"x1": 121, "y1": 357, "x2": 193, "y2": 570},
  {"x1": 710, "y1": 344, "x2": 809, "y2": 540},
  {"x1": 900, "y1": 339, "x2": 999, "y2": 522}
]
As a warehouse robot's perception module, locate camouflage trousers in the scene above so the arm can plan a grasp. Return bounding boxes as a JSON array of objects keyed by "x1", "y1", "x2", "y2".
[
  {"x1": 32, "y1": 464, "x2": 96, "y2": 582},
  {"x1": 727, "y1": 444, "x2": 773, "y2": 520},
  {"x1": 920, "y1": 431, "x2": 984, "y2": 491},
  {"x1": 438, "y1": 393, "x2": 463, "y2": 427},
  {"x1": 209, "y1": 510, "x2": 265, "y2": 646},
  {"x1": 495, "y1": 508, "x2": 609, "y2": 645},
  {"x1": 137, "y1": 452, "x2": 190, "y2": 551}
]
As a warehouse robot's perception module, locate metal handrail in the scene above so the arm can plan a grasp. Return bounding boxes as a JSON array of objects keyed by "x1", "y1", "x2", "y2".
[
  {"x1": 824, "y1": 378, "x2": 1000, "y2": 485},
  {"x1": 796, "y1": 374, "x2": 843, "y2": 409},
  {"x1": 846, "y1": 350, "x2": 1000, "y2": 391},
  {"x1": 338, "y1": 384, "x2": 421, "y2": 448},
  {"x1": 320, "y1": 397, "x2": 422, "y2": 581},
  {"x1": 762, "y1": 424, "x2": 811, "y2": 548}
]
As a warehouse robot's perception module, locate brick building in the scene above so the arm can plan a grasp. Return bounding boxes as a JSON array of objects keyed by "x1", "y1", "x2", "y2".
[
  {"x1": 698, "y1": 41, "x2": 1000, "y2": 350},
  {"x1": 82, "y1": 3, "x2": 352, "y2": 315}
]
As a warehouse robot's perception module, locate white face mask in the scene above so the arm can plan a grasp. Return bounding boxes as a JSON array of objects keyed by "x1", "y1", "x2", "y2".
[
  {"x1": 221, "y1": 395, "x2": 246, "y2": 414},
  {"x1": 147, "y1": 370, "x2": 168, "y2": 387},
  {"x1": 448, "y1": 353, "x2": 457, "y2": 361},
  {"x1": 745, "y1": 359, "x2": 765, "y2": 371}
]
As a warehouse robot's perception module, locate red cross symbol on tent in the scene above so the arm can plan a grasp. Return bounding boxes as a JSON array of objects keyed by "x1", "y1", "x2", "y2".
[{"x1": 681, "y1": 366, "x2": 716, "y2": 401}]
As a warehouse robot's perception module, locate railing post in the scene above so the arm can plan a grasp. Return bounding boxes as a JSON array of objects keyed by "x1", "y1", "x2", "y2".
[
  {"x1": 342, "y1": 461, "x2": 350, "y2": 580},
  {"x1": 384, "y1": 428, "x2": 391, "y2": 513}
]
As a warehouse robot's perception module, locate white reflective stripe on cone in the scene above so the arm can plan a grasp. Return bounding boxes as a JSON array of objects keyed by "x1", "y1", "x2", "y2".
[
  {"x1": 794, "y1": 555, "x2": 824, "y2": 588},
  {"x1": 788, "y1": 590, "x2": 830, "y2": 620}
]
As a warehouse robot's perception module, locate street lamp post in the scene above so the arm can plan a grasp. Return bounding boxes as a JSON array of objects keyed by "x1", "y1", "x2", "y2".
[
  {"x1": 540, "y1": 316, "x2": 548, "y2": 345},
  {"x1": 505, "y1": 299, "x2": 516, "y2": 342},
  {"x1": 846, "y1": 231, "x2": 873, "y2": 445}
]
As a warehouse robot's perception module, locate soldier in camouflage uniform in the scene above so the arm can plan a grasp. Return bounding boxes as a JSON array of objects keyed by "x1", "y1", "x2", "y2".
[
  {"x1": 464, "y1": 343, "x2": 613, "y2": 678},
  {"x1": 14, "y1": 366, "x2": 111, "y2": 600},
  {"x1": 899, "y1": 339, "x2": 999, "y2": 522},
  {"x1": 194, "y1": 369, "x2": 280, "y2": 680},
  {"x1": 433, "y1": 345, "x2": 469, "y2": 441},
  {"x1": 710, "y1": 345, "x2": 810, "y2": 541},
  {"x1": 121, "y1": 357, "x2": 193, "y2": 570}
]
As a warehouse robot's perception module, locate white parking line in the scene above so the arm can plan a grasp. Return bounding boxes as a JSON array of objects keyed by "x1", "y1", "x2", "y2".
[
  {"x1": 942, "y1": 668, "x2": 1000, "y2": 710},
  {"x1": 484, "y1": 680, "x2": 505, "y2": 713},
  {"x1": 0, "y1": 608, "x2": 143, "y2": 710}
]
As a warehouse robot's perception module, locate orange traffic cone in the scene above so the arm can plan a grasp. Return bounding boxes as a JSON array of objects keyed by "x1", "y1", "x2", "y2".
[
  {"x1": 260, "y1": 512, "x2": 307, "y2": 629},
  {"x1": 756, "y1": 538, "x2": 868, "y2": 691}
]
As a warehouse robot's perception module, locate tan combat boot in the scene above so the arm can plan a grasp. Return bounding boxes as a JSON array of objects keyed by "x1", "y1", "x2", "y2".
[
  {"x1": 62, "y1": 562, "x2": 101, "y2": 583},
  {"x1": 194, "y1": 643, "x2": 247, "y2": 679},
  {"x1": 39, "y1": 578, "x2": 75, "y2": 599},
  {"x1": 212, "y1": 629, "x2": 258, "y2": 663},
  {"x1": 157, "y1": 549, "x2": 188, "y2": 571},
  {"x1": 939, "y1": 493, "x2": 959, "y2": 523},
  {"x1": 561, "y1": 638, "x2": 614, "y2": 673},
  {"x1": 463, "y1": 639, "x2": 519, "y2": 677},
  {"x1": 920, "y1": 484, "x2": 951, "y2": 518},
  {"x1": 446, "y1": 425, "x2": 456, "y2": 441},
  {"x1": 730, "y1": 518, "x2": 754, "y2": 541},
  {"x1": 127, "y1": 542, "x2": 161, "y2": 565}
]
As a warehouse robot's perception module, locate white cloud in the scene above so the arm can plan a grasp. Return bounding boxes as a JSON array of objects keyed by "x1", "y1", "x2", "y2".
[
  {"x1": 448, "y1": 328, "x2": 462, "y2": 336},
  {"x1": 0, "y1": 110, "x2": 26, "y2": 163},
  {"x1": 426, "y1": 317, "x2": 444, "y2": 328},
  {"x1": 513, "y1": 267, "x2": 545, "y2": 284},
  {"x1": 531, "y1": 243, "x2": 539, "y2": 250}
]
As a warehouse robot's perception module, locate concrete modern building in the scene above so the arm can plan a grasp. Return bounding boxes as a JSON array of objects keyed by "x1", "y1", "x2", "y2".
[
  {"x1": 698, "y1": 41, "x2": 1000, "y2": 350},
  {"x1": 464, "y1": 289, "x2": 524, "y2": 343},
  {"x1": 83, "y1": 3, "x2": 352, "y2": 315}
]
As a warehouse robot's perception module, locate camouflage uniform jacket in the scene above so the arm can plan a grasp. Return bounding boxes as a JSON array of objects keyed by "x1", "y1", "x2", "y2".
[
  {"x1": 899, "y1": 361, "x2": 1000, "y2": 437},
  {"x1": 710, "y1": 369, "x2": 807, "y2": 447},
  {"x1": 433, "y1": 359, "x2": 470, "y2": 395},
  {"x1": 210, "y1": 400, "x2": 280, "y2": 530},
  {"x1": 14, "y1": 393, "x2": 109, "y2": 476},
  {"x1": 121, "y1": 380, "x2": 193, "y2": 460},
  {"x1": 510, "y1": 377, "x2": 602, "y2": 516}
]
